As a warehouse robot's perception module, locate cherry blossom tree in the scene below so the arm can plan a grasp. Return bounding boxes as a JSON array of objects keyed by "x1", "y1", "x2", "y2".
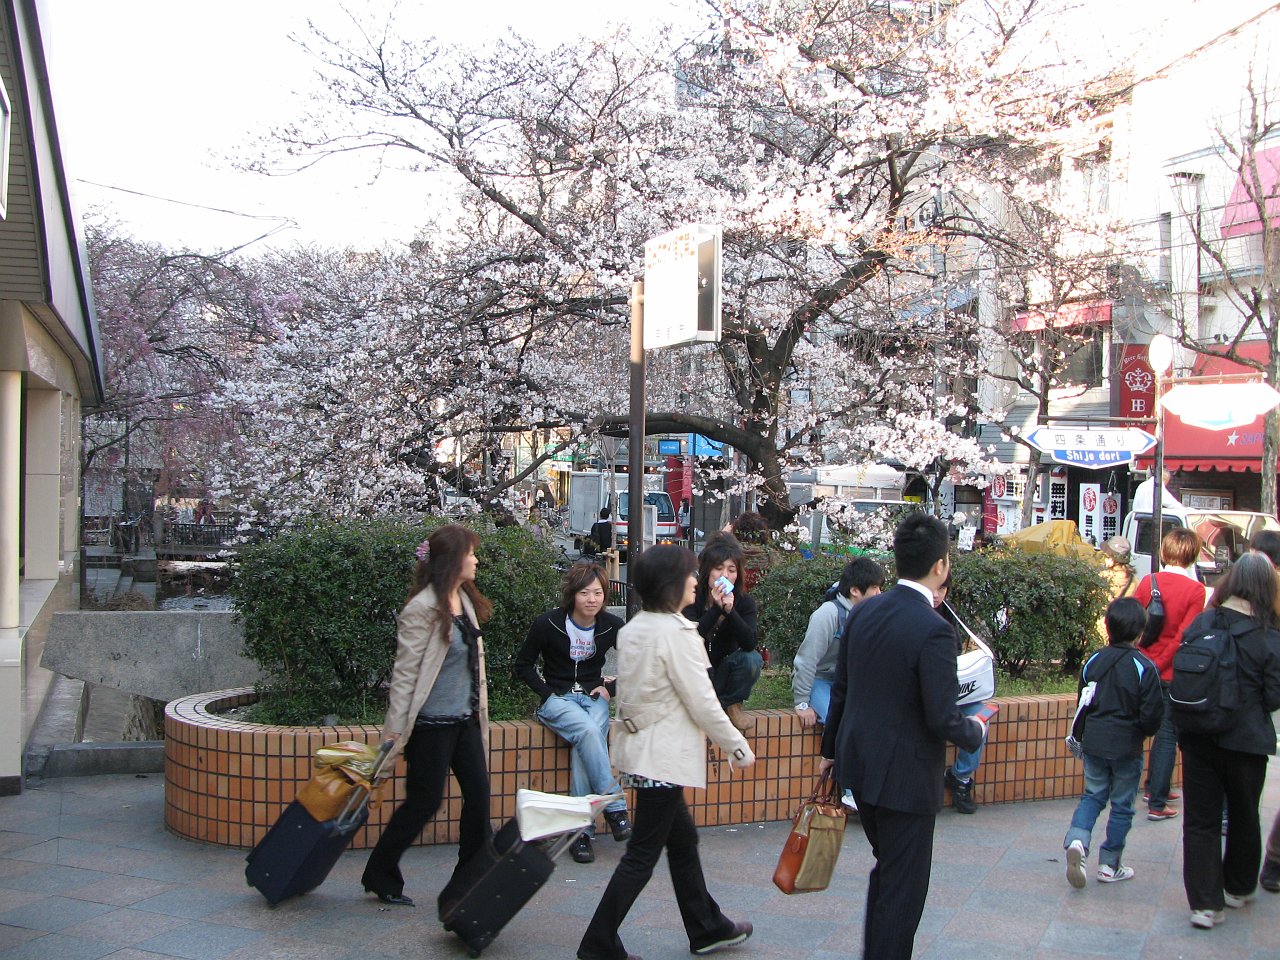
[
  {"x1": 232, "y1": 0, "x2": 1125, "y2": 524},
  {"x1": 83, "y1": 218, "x2": 280, "y2": 510}
]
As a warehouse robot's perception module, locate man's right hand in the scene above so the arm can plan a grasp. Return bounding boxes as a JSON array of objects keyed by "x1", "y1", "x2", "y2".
[
  {"x1": 818, "y1": 757, "x2": 835, "y2": 776},
  {"x1": 796, "y1": 705, "x2": 818, "y2": 728}
]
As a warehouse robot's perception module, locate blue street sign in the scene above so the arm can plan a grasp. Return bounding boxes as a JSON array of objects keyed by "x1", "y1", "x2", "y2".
[
  {"x1": 1024, "y1": 426, "x2": 1156, "y2": 471},
  {"x1": 689, "y1": 433, "x2": 725, "y2": 458}
]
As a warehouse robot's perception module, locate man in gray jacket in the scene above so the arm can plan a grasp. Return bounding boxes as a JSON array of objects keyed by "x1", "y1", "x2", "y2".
[{"x1": 793, "y1": 556, "x2": 886, "y2": 728}]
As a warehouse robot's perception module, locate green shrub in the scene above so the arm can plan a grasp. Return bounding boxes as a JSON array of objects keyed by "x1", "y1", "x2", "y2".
[
  {"x1": 473, "y1": 525, "x2": 564, "y2": 720},
  {"x1": 752, "y1": 544, "x2": 1106, "y2": 684},
  {"x1": 949, "y1": 548, "x2": 1109, "y2": 678},
  {"x1": 234, "y1": 518, "x2": 560, "y2": 725}
]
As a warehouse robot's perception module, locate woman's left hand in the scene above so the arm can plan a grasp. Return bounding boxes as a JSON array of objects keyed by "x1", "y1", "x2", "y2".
[{"x1": 590, "y1": 685, "x2": 610, "y2": 703}]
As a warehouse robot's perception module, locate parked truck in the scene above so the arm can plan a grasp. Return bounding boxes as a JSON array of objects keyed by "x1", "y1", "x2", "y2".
[
  {"x1": 1120, "y1": 507, "x2": 1280, "y2": 583},
  {"x1": 567, "y1": 471, "x2": 679, "y2": 556}
]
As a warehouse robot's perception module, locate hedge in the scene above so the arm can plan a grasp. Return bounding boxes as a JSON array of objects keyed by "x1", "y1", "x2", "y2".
[
  {"x1": 752, "y1": 546, "x2": 1109, "y2": 679},
  {"x1": 233, "y1": 517, "x2": 561, "y2": 725}
]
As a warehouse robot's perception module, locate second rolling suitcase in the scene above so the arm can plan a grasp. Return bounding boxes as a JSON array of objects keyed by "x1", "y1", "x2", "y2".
[
  {"x1": 439, "y1": 789, "x2": 622, "y2": 958},
  {"x1": 439, "y1": 817, "x2": 557, "y2": 958}
]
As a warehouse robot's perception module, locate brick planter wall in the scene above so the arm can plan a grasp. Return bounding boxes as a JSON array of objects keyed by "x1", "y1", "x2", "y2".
[{"x1": 165, "y1": 689, "x2": 1125, "y2": 849}]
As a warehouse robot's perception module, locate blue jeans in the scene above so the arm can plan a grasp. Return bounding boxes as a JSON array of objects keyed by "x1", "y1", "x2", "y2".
[
  {"x1": 951, "y1": 701, "x2": 988, "y2": 781},
  {"x1": 536, "y1": 691, "x2": 626, "y2": 835},
  {"x1": 810, "y1": 678, "x2": 833, "y2": 723},
  {"x1": 1064, "y1": 752, "x2": 1144, "y2": 869},
  {"x1": 711, "y1": 649, "x2": 763, "y2": 707},
  {"x1": 1145, "y1": 681, "x2": 1177, "y2": 811}
]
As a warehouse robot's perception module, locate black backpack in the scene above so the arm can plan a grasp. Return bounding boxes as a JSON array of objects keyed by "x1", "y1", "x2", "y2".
[{"x1": 1168, "y1": 611, "x2": 1257, "y2": 735}]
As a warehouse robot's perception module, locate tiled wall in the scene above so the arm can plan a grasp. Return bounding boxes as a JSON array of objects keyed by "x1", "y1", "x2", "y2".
[{"x1": 165, "y1": 689, "x2": 1173, "y2": 849}]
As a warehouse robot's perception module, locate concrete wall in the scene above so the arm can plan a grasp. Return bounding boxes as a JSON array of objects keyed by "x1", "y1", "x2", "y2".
[{"x1": 43, "y1": 611, "x2": 258, "y2": 703}]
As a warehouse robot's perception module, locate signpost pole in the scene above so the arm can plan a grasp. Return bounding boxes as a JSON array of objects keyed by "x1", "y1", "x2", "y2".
[
  {"x1": 1148, "y1": 335, "x2": 1174, "y2": 575},
  {"x1": 627, "y1": 279, "x2": 646, "y2": 616},
  {"x1": 1152, "y1": 375, "x2": 1165, "y2": 575}
]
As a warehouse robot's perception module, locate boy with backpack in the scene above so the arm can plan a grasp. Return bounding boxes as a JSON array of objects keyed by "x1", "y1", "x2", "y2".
[
  {"x1": 793, "y1": 557, "x2": 885, "y2": 809},
  {"x1": 1063, "y1": 597, "x2": 1164, "y2": 888},
  {"x1": 793, "y1": 556, "x2": 886, "y2": 729}
]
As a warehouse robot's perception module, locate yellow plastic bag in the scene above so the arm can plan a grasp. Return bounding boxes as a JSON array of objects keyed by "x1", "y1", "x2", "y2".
[{"x1": 296, "y1": 741, "x2": 379, "y2": 822}]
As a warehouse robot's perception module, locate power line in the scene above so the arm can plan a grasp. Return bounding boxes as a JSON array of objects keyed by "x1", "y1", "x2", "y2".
[{"x1": 75, "y1": 177, "x2": 295, "y2": 224}]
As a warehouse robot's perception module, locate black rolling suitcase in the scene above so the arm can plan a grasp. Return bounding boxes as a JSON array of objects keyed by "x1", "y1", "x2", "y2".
[
  {"x1": 245, "y1": 740, "x2": 394, "y2": 906},
  {"x1": 438, "y1": 818, "x2": 559, "y2": 957},
  {"x1": 439, "y1": 789, "x2": 618, "y2": 958}
]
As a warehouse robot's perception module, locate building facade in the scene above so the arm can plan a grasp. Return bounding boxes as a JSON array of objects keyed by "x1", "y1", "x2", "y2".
[{"x1": 0, "y1": 0, "x2": 101, "y2": 794}]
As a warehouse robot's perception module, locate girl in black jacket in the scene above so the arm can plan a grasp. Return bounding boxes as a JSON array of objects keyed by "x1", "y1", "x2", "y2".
[
  {"x1": 1177, "y1": 554, "x2": 1280, "y2": 928},
  {"x1": 514, "y1": 563, "x2": 631, "y2": 864},
  {"x1": 681, "y1": 533, "x2": 760, "y2": 734}
]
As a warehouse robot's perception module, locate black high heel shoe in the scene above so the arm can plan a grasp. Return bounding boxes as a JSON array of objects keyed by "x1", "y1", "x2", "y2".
[{"x1": 365, "y1": 887, "x2": 415, "y2": 906}]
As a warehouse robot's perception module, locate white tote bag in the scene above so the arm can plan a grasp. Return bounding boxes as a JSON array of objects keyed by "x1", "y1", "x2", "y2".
[{"x1": 945, "y1": 602, "x2": 997, "y2": 705}]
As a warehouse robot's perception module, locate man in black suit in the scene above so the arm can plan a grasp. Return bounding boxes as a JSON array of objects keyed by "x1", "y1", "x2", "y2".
[{"x1": 820, "y1": 513, "x2": 987, "y2": 960}]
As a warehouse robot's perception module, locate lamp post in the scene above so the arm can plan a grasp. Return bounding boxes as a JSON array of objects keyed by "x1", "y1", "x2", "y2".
[{"x1": 1147, "y1": 334, "x2": 1174, "y2": 573}]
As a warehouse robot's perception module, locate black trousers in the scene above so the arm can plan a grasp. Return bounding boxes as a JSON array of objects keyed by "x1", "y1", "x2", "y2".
[
  {"x1": 578, "y1": 785, "x2": 736, "y2": 960},
  {"x1": 1181, "y1": 738, "x2": 1267, "y2": 910},
  {"x1": 858, "y1": 798, "x2": 937, "y2": 960},
  {"x1": 361, "y1": 716, "x2": 491, "y2": 897}
]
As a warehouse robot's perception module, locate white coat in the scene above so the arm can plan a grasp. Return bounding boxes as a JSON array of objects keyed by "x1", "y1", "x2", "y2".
[{"x1": 612, "y1": 611, "x2": 753, "y2": 788}]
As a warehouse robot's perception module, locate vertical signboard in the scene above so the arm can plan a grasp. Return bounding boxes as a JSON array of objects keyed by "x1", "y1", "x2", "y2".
[{"x1": 643, "y1": 224, "x2": 722, "y2": 350}]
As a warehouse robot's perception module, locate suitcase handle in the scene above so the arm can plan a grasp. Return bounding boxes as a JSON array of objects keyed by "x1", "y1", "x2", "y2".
[{"x1": 334, "y1": 738, "x2": 396, "y2": 831}]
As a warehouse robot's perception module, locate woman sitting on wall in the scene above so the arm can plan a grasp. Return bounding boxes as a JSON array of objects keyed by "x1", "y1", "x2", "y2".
[{"x1": 514, "y1": 562, "x2": 632, "y2": 864}]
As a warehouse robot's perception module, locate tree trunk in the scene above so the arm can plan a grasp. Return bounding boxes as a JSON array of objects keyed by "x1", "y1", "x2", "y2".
[{"x1": 1020, "y1": 448, "x2": 1043, "y2": 530}]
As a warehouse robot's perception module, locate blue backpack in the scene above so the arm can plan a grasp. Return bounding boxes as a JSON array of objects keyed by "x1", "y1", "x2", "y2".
[{"x1": 833, "y1": 598, "x2": 850, "y2": 644}]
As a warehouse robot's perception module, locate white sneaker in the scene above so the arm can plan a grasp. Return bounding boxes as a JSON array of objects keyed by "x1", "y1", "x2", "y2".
[
  {"x1": 841, "y1": 789, "x2": 858, "y2": 812},
  {"x1": 1066, "y1": 840, "x2": 1087, "y2": 889},
  {"x1": 1189, "y1": 908, "x2": 1225, "y2": 928},
  {"x1": 1097, "y1": 864, "x2": 1134, "y2": 883},
  {"x1": 1223, "y1": 890, "x2": 1256, "y2": 909}
]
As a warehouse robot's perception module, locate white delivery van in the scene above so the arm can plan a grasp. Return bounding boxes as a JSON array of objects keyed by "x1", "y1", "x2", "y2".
[{"x1": 1121, "y1": 508, "x2": 1280, "y2": 584}]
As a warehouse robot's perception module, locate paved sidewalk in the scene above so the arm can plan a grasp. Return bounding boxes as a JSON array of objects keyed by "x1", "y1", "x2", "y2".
[{"x1": 1, "y1": 762, "x2": 1278, "y2": 960}]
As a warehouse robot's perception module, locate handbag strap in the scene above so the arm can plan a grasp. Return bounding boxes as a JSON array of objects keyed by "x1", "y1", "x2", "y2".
[
  {"x1": 942, "y1": 601, "x2": 994, "y2": 660},
  {"x1": 1149, "y1": 573, "x2": 1161, "y2": 599},
  {"x1": 811, "y1": 769, "x2": 840, "y2": 805}
]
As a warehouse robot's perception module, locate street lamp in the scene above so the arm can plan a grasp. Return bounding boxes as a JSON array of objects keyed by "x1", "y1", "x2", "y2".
[{"x1": 1147, "y1": 335, "x2": 1174, "y2": 573}]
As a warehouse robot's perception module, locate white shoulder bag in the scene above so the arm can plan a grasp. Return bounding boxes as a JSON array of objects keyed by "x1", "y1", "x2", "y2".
[{"x1": 944, "y1": 601, "x2": 997, "y2": 706}]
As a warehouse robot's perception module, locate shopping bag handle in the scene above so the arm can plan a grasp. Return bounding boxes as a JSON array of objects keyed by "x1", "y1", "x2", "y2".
[{"x1": 334, "y1": 739, "x2": 396, "y2": 830}]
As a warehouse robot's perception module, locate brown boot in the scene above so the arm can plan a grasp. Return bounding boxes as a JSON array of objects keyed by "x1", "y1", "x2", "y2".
[{"x1": 726, "y1": 703, "x2": 755, "y2": 734}]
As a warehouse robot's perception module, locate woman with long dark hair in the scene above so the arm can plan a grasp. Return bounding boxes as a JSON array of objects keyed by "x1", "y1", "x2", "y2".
[
  {"x1": 1178, "y1": 553, "x2": 1280, "y2": 929},
  {"x1": 681, "y1": 533, "x2": 761, "y2": 734},
  {"x1": 361, "y1": 524, "x2": 494, "y2": 909},
  {"x1": 578, "y1": 544, "x2": 755, "y2": 960}
]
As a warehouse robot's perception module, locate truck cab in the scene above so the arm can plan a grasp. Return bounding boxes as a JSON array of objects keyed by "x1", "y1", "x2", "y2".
[
  {"x1": 1121, "y1": 508, "x2": 1280, "y2": 584},
  {"x1": 616, "y1": 490, "x2": 679, "y2": 547}
]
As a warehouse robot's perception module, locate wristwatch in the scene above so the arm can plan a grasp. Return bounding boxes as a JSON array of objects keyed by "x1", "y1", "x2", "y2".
[{"x1": 795, "y1": 702, "x2": 809, "y2": 712}]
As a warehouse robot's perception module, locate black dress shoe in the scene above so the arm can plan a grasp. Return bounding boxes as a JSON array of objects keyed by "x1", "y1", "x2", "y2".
[
  {"x1": 604, "y1": 809, "x2": 633, "y2": 842},
  {"x1": 365, "y1": 887, "x2": 415, "y2": 906}
]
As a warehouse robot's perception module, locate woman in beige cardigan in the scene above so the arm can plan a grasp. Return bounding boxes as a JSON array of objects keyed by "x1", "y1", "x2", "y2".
[
  {"x1": 578, "y1": 545, "x2": 756, "y2": 960},
  {"x1": 361, "y1": 525, "x2": 493, "y2": 908}
]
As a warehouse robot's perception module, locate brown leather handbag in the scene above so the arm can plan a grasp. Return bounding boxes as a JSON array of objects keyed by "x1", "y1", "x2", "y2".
[{"x1": 772, "y1": 771, "x2": 848, "y2": 894}]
